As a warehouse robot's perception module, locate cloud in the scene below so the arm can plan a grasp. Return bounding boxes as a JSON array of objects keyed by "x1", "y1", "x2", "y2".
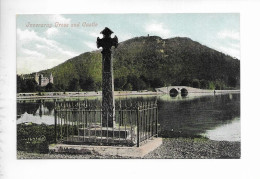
[
  {"x1": 217, "y1": 46, "x2": 240, "y2": 59},
  {"x1": 45, "y1": 27, "x2": 59, "y2": 37},
  {"x1": 84, "y1": 41, "x2": 97, "y2": 50},
  {"x1": 145, "y1": 23, "x2": 171, "y2": 38},
  {"x1": 17, "y1": 28, "x2": 57, "y2": 48},
  {"x1": 49, "y1": 14, "x2": 71, "y2": 24},
  {"x1": 17, "y1": 28, "x2": 77, "y2": 56},
  {"x1": 17, "y1": 57, "x2": 64, "y2": 74},
  {"x1": 214, "y1": 30, "x2": 240, "y2": 59},
  {"x1": 230, "y1": 43, "x2": 240, "y2": 49},
  {"x1": 17, "y1": 28, "x2": 39, "y2": 42},
  {"x1": 119, "y1": 33, "x2": 133, "y2": 42},
  {"x1": 88, "y1": 31, "x2": 130, "y2": 42},
  {"x1": 217, "y1": 30, "x2": 240, "y2": 41},
  {"x1": 17, "y1": 28, "x2": 78, "y2": 74},
  {"x1": 89, "y1": 32, "x2": 102, "y2": 38},
  {"x1": 21, "y1": 48, "x2": 45, "y2": 58}
]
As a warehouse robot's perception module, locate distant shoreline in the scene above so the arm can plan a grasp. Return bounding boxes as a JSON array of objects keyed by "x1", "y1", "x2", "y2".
[
  {"x1": 17, "y1": 90, "x2": 158, "y2": 100},
  {"x1": 17, "y1": 89, "x2": 240, "y2": 100}
]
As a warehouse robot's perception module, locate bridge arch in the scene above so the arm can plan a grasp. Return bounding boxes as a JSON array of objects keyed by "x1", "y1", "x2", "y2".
[
  {"x1": 169, "y1": 88, "x2": 178, "y2": 97},
  {"x1": 181, "y1": 88, "x2": 188, "y2": 97}
]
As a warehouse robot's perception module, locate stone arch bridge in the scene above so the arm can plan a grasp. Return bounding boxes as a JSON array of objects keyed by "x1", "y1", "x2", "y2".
[{"x1": 155, "y1": 86, "x2": 214, "y2": 95}]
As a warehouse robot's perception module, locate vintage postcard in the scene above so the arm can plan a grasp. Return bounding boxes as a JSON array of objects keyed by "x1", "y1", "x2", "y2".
[
  {"x1": 2, "y1": 0, "x2": 260, "y2": 178},
  {"x1": 16, "y1": 14, "x2": 240, "y2": 159}
]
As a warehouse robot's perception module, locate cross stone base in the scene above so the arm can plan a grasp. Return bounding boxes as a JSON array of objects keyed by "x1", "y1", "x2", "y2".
[
  {"x1": 61, "y1": 126, "x2": 137, "y2": 146},
  {"x1": 78, "y1": 127, "x2": 131, "y2": 138}
]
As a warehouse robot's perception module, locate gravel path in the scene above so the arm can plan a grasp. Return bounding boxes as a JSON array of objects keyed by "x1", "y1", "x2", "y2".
[
  {"x1": 144, "y1": 138, "x2": 240, "y2": 159},
  {"x1": 17, "y1": 138, "x2": 240, "y2": 159}
]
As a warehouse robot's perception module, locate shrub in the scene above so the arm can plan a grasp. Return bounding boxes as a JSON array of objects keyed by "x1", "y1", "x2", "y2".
[
  {"x1": 199, "y1": 79, "x2": 208, "y2": 89},
  {"x1": 208, "y1": 81, "x2": 215, "y2": 90},
  {"x1": 192, "y1": 79, "x2": 200, "y2": 88},
  {"x1": 17, "y1": 124, "x2": 54, "y2": 153},
  {"x1": 180, "y1": 78, "x2": 192, "y2": 86}
]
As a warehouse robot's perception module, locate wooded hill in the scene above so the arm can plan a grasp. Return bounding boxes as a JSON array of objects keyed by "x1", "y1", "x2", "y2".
[{"x1": 19, "y1": 36, "x2": 240, "y2": 92}]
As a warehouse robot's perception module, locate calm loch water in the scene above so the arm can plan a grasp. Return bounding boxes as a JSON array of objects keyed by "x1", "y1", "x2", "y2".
[
  {"x1": 17, "y1": 93, "x2": 240, "y2": 142},
  {"x1": 157, "y1": 93, "x2": 240, "y2": 141}
]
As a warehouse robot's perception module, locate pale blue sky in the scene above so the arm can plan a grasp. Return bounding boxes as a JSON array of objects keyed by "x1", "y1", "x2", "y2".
[{"x1": 16, "y1": 14, "x2": 240, "y2": 74}]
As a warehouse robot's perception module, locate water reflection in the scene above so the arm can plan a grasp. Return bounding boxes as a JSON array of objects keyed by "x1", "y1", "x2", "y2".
[
  {"x1": 169, "y1": 88, "x2": 178, "y2": 97},
  {"x1": 203, "y1": 117, "x2": 240, "y2": 141},
  {"x1": 16, "y1": 93, "x2": 240, "y2": 141},
  {"x1": 17, "y1": 100, "x2": 55, "y2": 116},
  {"x1": 180, "y1": 88, "x2": 188, "y2": 97},
  {"x1": 158, "y1": 93, "x2": 240, "y2": 140},
  {"x1": 17, "y1": 99, "x2": 55, "y2": 124}
]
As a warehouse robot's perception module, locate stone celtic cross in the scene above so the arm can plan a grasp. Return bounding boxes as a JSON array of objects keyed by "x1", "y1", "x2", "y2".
[{"x1": 97, "y1": 27, "x2": 118, "y2": 128}]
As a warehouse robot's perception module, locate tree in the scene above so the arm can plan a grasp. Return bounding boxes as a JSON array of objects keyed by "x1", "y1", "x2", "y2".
[
  {"x1": 215, "y1": 83, "x2": 221, "y2": 90},
  {"x1": 127, "y1": 75, "x2": 147, "y2": 91},
  {"x1": 54, "y1": 84, "x2": 65, "y2": 92},
  {"x1": 17, "y1": 75, "x2": 38, "y2": 93},
  {"x1": 68, "y1": 78, "x2": 81, "y2": 91},
  {"x1": 25, "y1": 79, "x2": 38, "y2": 92},
  {"x1": 80, "y1": 76, "x2": 96, "y2": 91},
  {"x1": 228, "y1": 76, "x2": 237, "y2": 87},
  {"x1": 85, "y1": 77, "x2": 96, "y2": 91},
  {"x1": 180, "y1": 78, "x2": 192, "y2": 86},
  {"x1": 215, "y1": 80, "x2": 226, "y2": 90},
  {"x1": 208, "y1": 81, "x2": 215, "y2": 90},
  {"x1": 200, "y1": 79, "x2": 208, "y2": 89},
  {"x1": 124, "y1": 83, "x2": 133, "y2": 91},
  {"x1": 150, "y1": 78, "x2": 165, "y2": 88},
  {"x1": 192, "y1": 79, "x2": 200, "y2": 88},
  {"x1": 45, "y1": 83, "x2": 54, "y2": 92},
  {"x1": 95, "y1": 81, "x2": 102, "y2": 91},
  {"x1": 114, "y1": 76, "x2": 127, "y2": 91},
  {"x1": 135, "y1": 78, "x2": 147, "y2": 90},
  {"x1": 17, "y1": 75, "x2": 25, "y2": 93}
]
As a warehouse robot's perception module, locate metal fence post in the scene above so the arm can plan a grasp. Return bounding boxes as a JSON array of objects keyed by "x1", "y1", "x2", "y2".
[
  {"x1": 136, "y1": 103, "x2": 140, "y2": 147},
  {"x1": 54, "y1": 109, "x2": 57, "y2": 143},
  {"x1": 155, "y1": 103, "x2": 158, "y2": 137}
]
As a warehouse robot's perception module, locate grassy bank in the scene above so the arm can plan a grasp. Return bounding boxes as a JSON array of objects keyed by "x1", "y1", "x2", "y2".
[{"x1": 17, "y1": 138, "x2": 240, "y2": 159}]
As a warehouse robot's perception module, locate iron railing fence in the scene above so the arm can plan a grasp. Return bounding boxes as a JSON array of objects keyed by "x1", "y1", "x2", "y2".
[{"x1": 54, "y1": 99, "x2": 158, "y2": 147}]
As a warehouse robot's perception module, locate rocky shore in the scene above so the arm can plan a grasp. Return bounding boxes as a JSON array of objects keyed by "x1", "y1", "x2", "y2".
[{"x1": 17, "y1": 138, "x2": 240, "y2": 159}]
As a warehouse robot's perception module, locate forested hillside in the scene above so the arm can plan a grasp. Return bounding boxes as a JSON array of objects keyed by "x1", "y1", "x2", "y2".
[{"x1": 18, "y1": 36, "x2": 240, "y2": 92}]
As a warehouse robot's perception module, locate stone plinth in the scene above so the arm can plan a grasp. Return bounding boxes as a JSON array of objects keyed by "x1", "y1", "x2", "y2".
[
  {"x1": 61, "y1": 125, "x2": 137, "y2": 146},
  {"x1": 50, "y1": 137, "x2": 162, "y2": 158},
  {"x1": 62, "y1": 136, "x2": 135, "y2": 146},
  {"x1": 78, "y1": 127, "x2": 133, "y2": 138}
]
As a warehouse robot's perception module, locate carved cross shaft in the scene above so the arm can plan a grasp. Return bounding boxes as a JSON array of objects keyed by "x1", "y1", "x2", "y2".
[{"x1": 97, "y1": 27, "x2": 118, "y2": 128}]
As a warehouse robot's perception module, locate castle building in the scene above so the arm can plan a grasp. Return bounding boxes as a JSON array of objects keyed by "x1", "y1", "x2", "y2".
[{"x1": 35, "y1": 73, "x2": 54, "y2": 87}]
